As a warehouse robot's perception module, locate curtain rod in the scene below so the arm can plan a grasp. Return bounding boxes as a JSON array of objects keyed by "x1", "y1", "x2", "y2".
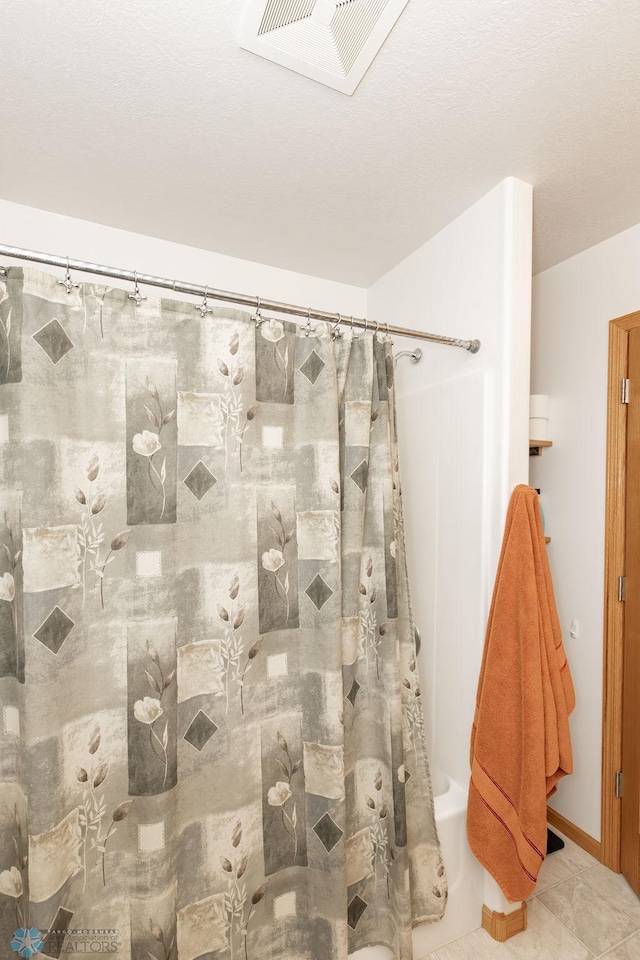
[{"x1": 0, "y1": 243, "x2": 481, "y2": 354}]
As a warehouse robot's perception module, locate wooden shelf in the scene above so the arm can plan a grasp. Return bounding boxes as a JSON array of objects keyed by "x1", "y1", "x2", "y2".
[
  {"x1": 529, "y1": 442, "x2": 552, "y2": 542},
  {"x1": 530, "y1": 439, "x2": 553, "y2": 457}
]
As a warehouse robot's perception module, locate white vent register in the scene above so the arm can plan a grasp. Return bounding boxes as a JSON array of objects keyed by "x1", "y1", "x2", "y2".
[{"x1": 239, "y1": 0, "x2": 410, "y2": 95}]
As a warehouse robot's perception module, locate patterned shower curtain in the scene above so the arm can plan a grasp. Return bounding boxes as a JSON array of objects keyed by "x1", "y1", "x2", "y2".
[{"x1": 0, "y1": 266, "x2": 445, "y2": 960}]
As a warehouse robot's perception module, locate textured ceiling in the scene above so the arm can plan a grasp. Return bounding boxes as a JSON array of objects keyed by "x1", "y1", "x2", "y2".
[{"x1": 1, "y1": 0, "x2": 640, "y2": 285}]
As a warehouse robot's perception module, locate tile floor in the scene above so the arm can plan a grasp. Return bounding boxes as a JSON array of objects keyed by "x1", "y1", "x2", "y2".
[{"x1": 426, "y1": 830, "x2": 640, "y2": 960}]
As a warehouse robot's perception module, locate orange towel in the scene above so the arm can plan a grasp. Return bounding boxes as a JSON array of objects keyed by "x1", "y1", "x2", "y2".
[{"x1": 466, "y1": 484, "x2": 575, "y2": 902}]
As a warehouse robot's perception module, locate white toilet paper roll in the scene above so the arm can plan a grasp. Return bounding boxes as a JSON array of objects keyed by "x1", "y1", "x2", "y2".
[
  {"x1": 529, "y1": 395, "x2": 550, "y2": 419},
  {"x1": 529, "y1": 418, "x2": 548, "y2": 441}
]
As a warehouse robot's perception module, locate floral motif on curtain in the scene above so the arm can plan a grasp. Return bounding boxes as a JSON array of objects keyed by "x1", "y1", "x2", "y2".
[{"x1": 0, "y1": 267, "x2": 445, "y2": 960}]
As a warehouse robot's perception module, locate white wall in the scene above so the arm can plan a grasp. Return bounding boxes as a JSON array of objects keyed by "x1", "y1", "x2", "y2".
[
  {"x1": 0, "y1": 199, "x2": 366, "y2": 318},
  {"x1": 369, "y1": 178, "x2": 533, "y2": 937},
  {"x1": 531, "y1": 219, "x2": 640, "y2": 842},
  {"x1": 369, "y1": 177, "x2": 532, "y2": 786}
]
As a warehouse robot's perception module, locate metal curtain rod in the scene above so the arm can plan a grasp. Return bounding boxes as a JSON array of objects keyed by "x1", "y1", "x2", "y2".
[{"x1": 0, "y1": 244, "x2": 481, "y2": 353}]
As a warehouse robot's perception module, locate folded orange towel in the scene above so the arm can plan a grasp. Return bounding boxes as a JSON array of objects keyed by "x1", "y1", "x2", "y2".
[{"x1": 467, "y1": 484, "x2": 575, "y2": 902}]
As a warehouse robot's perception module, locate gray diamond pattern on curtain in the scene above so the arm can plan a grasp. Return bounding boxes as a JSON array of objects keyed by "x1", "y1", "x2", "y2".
[{"x1": 0, "y1": 267, "x2": 446, "y2": 960}]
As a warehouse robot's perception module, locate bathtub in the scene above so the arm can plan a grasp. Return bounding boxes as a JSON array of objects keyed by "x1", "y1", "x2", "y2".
[{"x1": 351, "y1": 768, "x2": 484, "y2": 960}]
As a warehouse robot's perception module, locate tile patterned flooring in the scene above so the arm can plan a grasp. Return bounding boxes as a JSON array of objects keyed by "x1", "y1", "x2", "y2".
[{"x1": 426, "y1": 830, "x2": 640, "y2": 960}]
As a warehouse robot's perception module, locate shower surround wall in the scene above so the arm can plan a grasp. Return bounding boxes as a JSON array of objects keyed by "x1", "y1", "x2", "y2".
[
  {"x1": 368, "y1": 177, "x2": 533, "y2": 953},
  {"x1": 0, "y1": 180, "x2": 533, "y2": 955}
]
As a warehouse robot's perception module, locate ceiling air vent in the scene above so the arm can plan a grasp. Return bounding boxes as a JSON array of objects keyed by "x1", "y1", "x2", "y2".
[{"x1": 239, "y1": 0, "x2": 410, "y2": 95}]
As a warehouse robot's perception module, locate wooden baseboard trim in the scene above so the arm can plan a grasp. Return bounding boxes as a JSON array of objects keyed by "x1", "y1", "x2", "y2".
[
  {"x1": 547, "y1": 806, "x2": 602, "y2": 862},
  {"x1": 482, "y1": 902, "x2": 527, "y2": 942}
]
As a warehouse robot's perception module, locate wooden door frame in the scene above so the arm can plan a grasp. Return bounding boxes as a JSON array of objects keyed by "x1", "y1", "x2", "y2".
[{"x1": 602, "y1": 309, "x2": 640, "y2": 871}]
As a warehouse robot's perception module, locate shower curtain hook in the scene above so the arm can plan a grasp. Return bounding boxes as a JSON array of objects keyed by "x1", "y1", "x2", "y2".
[
  {"x1": 373, "y1": 319, "x2": 380, "y2": 341},
  {"x1": 384, "y1": 321, "x2": 393, "y2": 344},
  {"x1": 303, "y1": 307, "x2": 316, "y2": 338},
  {"x1": 331, "y1": 313, "x2": 343, "y2": 340},
  {"x1": 349, "y1": 315, "x2": 359, "y2": 341},
  {"x1": 253, "y1": 295, "x2": 265, "y2": 327},
  {"x1": 128, "y1": 270, "x2": 147, "y2": 308},
  {"x1": 363, "y1": 317, "x2": 368, "y2": 334},
  {"x1": 58, "y1": 255, "x2": 79, "y2": 295},
  {"x1": 197, "y1": 285, "x2": 213, "y2": 318}
]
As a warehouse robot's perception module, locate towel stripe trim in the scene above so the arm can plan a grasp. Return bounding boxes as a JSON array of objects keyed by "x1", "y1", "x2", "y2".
[
  {"x1": 471, "y1": 783, "x2": 539, "y2": 885},
  {"x1": 476, "y1": 757, "x2": 545, "y2": 860},
  {"x1": 471, "y1": 755, "x2": 545, "y2": 881}
]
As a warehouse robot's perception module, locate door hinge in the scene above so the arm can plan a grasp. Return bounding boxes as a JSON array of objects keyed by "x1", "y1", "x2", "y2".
[
  {"x1": 618, "y1": 575, "x2": 627, "y2": 602},
  {"x1": 616, "y1": 770, "x2": 623, "y2": 798},
  {"x1": 621, "y1": 378, "x2": 630, "y2": 404}
]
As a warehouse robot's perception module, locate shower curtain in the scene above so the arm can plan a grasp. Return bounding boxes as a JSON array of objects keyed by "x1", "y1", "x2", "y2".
[{"x1": 0, "y1": 266, "x2": 445, "y2": 960}]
